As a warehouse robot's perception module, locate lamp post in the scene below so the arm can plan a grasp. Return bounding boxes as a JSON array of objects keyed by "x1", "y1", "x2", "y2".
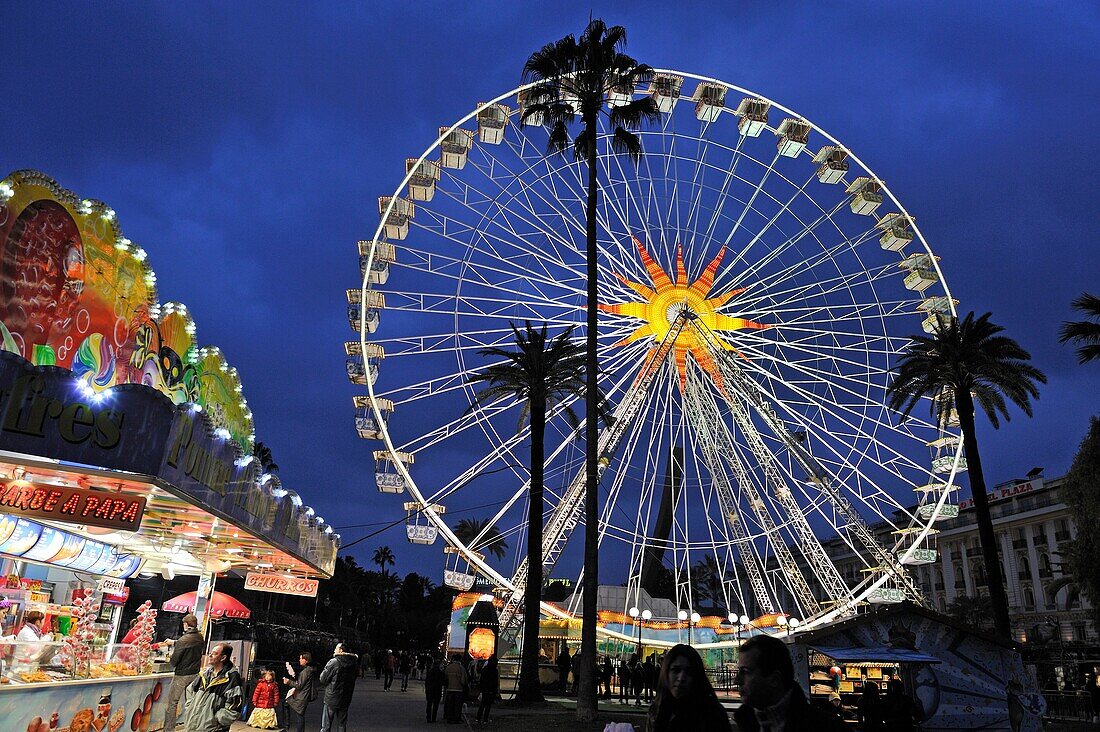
[
  {"x1": 776, "y1": 614, "x2": 788, "y2": 635},
  {"x1": 788, "y1": 617, "x2": 800, "y2": 636},
  {"x1": 690, "y1": 612, "x2": 700, "y2": 645},
  {"x1": 629, "y1": 606, "x2": 651, "y2": 654}
]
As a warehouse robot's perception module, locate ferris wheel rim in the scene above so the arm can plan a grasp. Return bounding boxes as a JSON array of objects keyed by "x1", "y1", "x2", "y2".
[{"x1": 357, "y1": 68, "x2": 964, "y2": 639}]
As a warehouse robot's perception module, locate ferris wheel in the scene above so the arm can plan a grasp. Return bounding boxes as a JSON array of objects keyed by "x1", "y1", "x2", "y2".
[{"x1": 348, "y1": 69, "x2": 963, "y2": 645}]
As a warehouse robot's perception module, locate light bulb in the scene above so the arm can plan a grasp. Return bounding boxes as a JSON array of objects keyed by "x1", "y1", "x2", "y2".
[
  {"x1": 628, "y1": 606, "x2": 639, "y2": 618},
  {"x1": 641, "y1": 610, "x2": 652, "y2": 621}
]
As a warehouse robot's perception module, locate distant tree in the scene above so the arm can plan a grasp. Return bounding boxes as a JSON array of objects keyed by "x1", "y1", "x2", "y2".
[
  {"x1": 1060, "y1": 417, "x2": 1100, "y2": 633},
  {"x1": 887, "y1": 312, "x2": 1046, "y2": 640},
  {"x1": 252, "y1": 441, "x2": 279, "y2": 474},
  {"x1": 691, "y1": 555, "x2": 726, "y2": 609},
  {"x1": 453, "y1": 517, "x2": 509, "y2": 561},
  {"x1": 946, "y1": 593, "x2": 995, "y2": 633},
  {"x1": 372, "y1": 546, "x2": 395, "y2": 574},
  {"x1": 1059, "y1": 293, "x2": 1100, "y2": 364}
]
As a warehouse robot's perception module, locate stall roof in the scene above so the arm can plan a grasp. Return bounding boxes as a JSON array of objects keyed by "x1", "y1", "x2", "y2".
[
  {"x1": 809, "y1": 645, "x2": 941, "y2": 664},
  {"x1": 0, "y1": 452, "x2": 332, "y2": 579}
]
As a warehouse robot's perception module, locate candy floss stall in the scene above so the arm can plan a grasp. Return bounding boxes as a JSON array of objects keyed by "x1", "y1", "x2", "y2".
[{"x1": 0, "y1": 170, "x2": 340, "y2": 731}]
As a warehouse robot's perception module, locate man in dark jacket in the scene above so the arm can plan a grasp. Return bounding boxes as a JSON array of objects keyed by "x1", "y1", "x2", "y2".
[
  {"x1": 183, "y1": 643, "x2": 243, "y2": 732},
  {"x1": 164, "y1": 613, "x2": 204, "y2": 731},
  {"x1": 283, "y1": 651, "x2": 317, "y2": 732},
  {"x1": 733, "y1": 635, "x2": 846, "y2": 732},
  {"x1": 425, "y1": 656, "x2": 445, "y2": 723},
  {"x1": 319, "y1": 643, "x2": 358, "y2": 732}
]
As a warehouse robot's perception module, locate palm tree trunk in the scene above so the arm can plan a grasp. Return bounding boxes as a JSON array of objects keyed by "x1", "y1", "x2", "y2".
[
  {"x1": 518, "y1": 396, "x2": 546, "y2": 702},
  {"x1": 955, "y1": 389, "x2": 1012, "y2": 639},
  {"x1": 578, "y1": 116, "x2": 600, "y2": 723}
]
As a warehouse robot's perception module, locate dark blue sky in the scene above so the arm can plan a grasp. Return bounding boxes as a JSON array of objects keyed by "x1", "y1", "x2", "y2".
[{"x1": 4, "y1": 2, "x2": 1098, "y2": 576}]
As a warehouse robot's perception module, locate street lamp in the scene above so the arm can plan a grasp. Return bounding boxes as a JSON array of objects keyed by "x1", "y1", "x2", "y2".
[
  {"x1": 788, "y1": 617, "x2": 800, "y2": 636},
  {"x1": 776, "y1": 614, "x2": 788, "y2": 634},
  {"x1": 689, "y1": 611, "x2": 700, "y2": 645},
  {"x1": 629, "y1": 607, "x2": 652, "y2": 654}
]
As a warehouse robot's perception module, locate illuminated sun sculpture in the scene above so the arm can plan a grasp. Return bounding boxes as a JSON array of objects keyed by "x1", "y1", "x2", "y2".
[{"x1": 599, "y1": 236, "x2": 770, "y2": 391}]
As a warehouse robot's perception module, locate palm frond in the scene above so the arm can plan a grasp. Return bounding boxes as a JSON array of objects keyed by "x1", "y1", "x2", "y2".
[{"x1": 886, "y1": 311, "x2": 1047, "y2": 428}]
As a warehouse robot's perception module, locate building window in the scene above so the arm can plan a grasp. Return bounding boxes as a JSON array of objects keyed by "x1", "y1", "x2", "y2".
[
  {"x1": 1074, "y1": 623, "x2": 1086, "y2": 642},
  {"x1": 1024, "y1": 588, "x2": 1034, "y2": 610},
  {"x1": 1018, "y1": 554, "x2": 1031, "y2": 580}
]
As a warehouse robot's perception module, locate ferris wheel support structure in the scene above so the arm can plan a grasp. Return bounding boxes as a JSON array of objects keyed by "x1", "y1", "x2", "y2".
[
  {"x1": 497, "y1": 314, "x2": 691, "y2": 634},
  {"x1": 692, "y1": 322, "x2": 924, "y2": 604}
]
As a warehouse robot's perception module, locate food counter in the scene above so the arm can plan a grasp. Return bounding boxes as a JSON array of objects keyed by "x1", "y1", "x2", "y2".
[{"x1": 0, "y1": 672, "x2": 173, "y2": 732}]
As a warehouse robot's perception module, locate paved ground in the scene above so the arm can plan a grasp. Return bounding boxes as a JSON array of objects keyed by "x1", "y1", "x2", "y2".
[{"x1": 228, "y1": 675, "x2": 653, "y2": 732}]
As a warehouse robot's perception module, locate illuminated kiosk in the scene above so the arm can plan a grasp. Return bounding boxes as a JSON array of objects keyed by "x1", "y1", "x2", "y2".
[
  {"x1": 0, "y1": 170, "x2": 338, "y2": 732},
  {"x1": 465, "y1": 596, "x2": 500, "y2": 661}
]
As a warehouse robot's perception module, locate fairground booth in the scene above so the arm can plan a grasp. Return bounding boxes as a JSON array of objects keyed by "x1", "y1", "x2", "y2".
[
  {"x1": 0, "y1": 170, "x2": 338, "y2": 731},
  {"x1": 789, "y1": 602, "x2": 1046, "y2": 731}
]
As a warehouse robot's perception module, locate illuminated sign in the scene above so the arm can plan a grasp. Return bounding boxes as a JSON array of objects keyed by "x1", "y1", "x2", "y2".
[
  {"x1": 244, "y1": 572, "x2": 319, "y2": 597},
  {"x1": 0, "y1": 480, "x2": 145, "y2": 531},
  {"x1": 98, "y1": 577, "x2": 126, "y2": 594},
  {"x1": 958, "y1": 478, "x2": 1043, "y2": 511}
]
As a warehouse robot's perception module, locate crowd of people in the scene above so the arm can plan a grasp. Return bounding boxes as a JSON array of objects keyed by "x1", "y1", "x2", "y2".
[{"x1": 147, "y1": 621, "x2": 932, "y2": 731}]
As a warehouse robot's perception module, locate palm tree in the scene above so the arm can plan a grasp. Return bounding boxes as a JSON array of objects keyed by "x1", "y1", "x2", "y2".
[
  {"x1": 372, "y1": 545, "x2": 395, "y2": 574},
  {"x1": 453, "y1": 517, "x2": 509, "y2": 561},
  {"x1": 252, "y1": 440, "x2": 279, "y2": 474},
  {"x1": 520, "y1": 20, "x2": 657, "y2": 721},
  {"x1": 691, "y1": 555, "x2": 726, "y2": 609},
  {"x1": 886, "y1": 312, "x2": 1046, "y2": 639},
  {"x1": 1059, "y1": 293, "x2": 1100, "y2": 364},
  {"x1": 468, "y1": 321, "x2": 604, "y2": 703}
]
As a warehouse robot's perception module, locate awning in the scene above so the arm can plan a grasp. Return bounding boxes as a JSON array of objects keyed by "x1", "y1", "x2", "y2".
[
  {"x1": 163, "y1": 590, "x2": 251, "y2": 619},
  {"x1": 809, "y1": 645, "x2": 941, "y2": 664}
]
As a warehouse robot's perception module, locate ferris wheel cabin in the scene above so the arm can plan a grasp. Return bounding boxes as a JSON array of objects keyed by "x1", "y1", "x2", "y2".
[
  {"x1": 813, "y1": 145, "x2": 849, "y2": 184},
  {"x1": 439, "y1": 126, "x2": 475, "y2": 169},
  {"x1": 775, "y1": 118, "x2": 811, "y2": 157},
  {"x1": 846, "y1": 177, "x2": 884, "y2": 216},
  {"x1": 877, "y1": 212, "x2": 915, "y2": 253},
  {"x1": 354, "y1": 396, "x2": 394, "y2": 440},
  {"x1": 375, "y1": 450, "x2": 414, "y2": 494},
  {"x1": 734, "y1": 97, "x2": 771, "y2": 137},
  {"x1": 347, "y1": 288, "x2": 385, "y2": 333},
  {"x1": 691, "y1": 82, "x2": 727, "y2": 122},
  {"x1": 378, "y1": 196, "x2": 414, "y2": 240},
  {"x1": 646, "y1": 73, "x2": 683, "y2": 113},
  {"x1": 344, "y1": 341, "x2": 385, "y2": 386},
  {"x1": 358, "y1": 239, "x2": 396, "y2": 285},
  {"x1": 477, "y1": 103, "x2": 510, "y2": 145},
  {"x1": 406, "y1": 158, "x2": 442, "y2": 202}
]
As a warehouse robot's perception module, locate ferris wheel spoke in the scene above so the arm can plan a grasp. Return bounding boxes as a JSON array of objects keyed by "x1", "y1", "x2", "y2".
[
  {"x1": 411, "y1": 200, "x2": 584, "y2": 292},
  {"x1": 395, "y1": 241, "x2": 585, "y2": 299}
]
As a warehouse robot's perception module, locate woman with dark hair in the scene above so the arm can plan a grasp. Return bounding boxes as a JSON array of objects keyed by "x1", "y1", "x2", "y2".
[{"x1": 645, "y1": 644, "x2": 731, "y2": 732}]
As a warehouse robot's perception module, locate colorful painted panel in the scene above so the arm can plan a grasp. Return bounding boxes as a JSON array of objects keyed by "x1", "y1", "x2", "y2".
[
  {"x1": 0, "y1": 673, "x2": 170, "y2": 732},
  {"x1": 0, "y1": 170, "x2": 252, "y2": 453},
  {"x1": 0, "y1": 172, "x2": 153, "y2": 377}
]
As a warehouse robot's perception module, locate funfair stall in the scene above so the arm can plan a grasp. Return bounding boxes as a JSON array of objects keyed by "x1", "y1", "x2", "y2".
[{"x1": 0, "y1": 170, "x2": 339, "y2": 732}]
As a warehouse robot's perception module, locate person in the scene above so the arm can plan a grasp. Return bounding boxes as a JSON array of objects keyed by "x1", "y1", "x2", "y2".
[
  {"x1": 1089, "y1": 666, "x2": 1100, "y2": 724},
  {"x1": 631, "y1": 655, "x2": 646, "y2": 707},
  {"x1": 618, "y1": 657, "x2": 630, "y2": 703},
  {"x1": 443, "y1": 654, "x2": 468, "y2": 724},
  {"x1": 373, "y1": 649, "x2": 384, "y2": 680},
  {"x1": 644, "y1": 655, "x2": 657, "y2": 700},
  {"x1": 425, "y1": 656, "x2": 445, "y2": 723},
  {"x1": 570, "y1": 651, "x2": 582, "y2": 695},
  {"x1": 246, "y1": 669, "x2": 281, "y2": 729},
  {"x1": 882, "y1": 679, "x2": 920, "y2": 731},
  {"x1": 601, "y1": 656, "x2": 614, "y2": 699},
  {"x1": 183, "y1": 643, "x2": 243, "y2": 732},
  {"x1": 164, "y1": 614, "x2": 204, "y2": 731},
  {"x1": 15, "y1": 610, "x2": 45, "y2": 641},
  {"x1": 283, "y1": 652, "x2": 317, "y2": 732},
  {"x1": 857, "y1": 681, "x2": 887, "y2": 732},
  {"x1": 644, "y1": 644, "x2": 730, "y2": 731},
  {"x1": 732, "y1": 635, "x2": 847, "y2": 732},
  {"x1": 476, "y1": 654, "x2": 499, "y2": 724},
  {"x1": 399, "y1": 651, "x2": 412, "y2": 692},
  {"x1": 556, "y1": 647, "x2": 571, "y2": 694},
  {"x1": 383, "y1": 649, "x2": 396, "y2": 691},
  {"x1": 318, "y1": 643, "x2": 358, "y2": 732}
]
